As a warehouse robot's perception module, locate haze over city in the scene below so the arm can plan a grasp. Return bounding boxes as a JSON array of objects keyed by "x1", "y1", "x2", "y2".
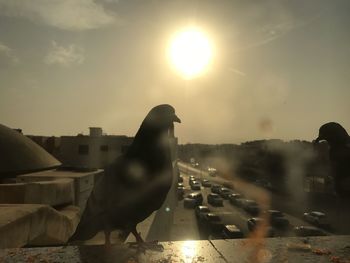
[{"x1": 0, "y1": 0, "x2": 349, "y2": 144}]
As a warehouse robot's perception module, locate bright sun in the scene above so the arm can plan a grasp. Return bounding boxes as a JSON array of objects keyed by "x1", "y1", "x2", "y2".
[{"x1": 169, "y1": 28, "x2": 213, "y2": 79}]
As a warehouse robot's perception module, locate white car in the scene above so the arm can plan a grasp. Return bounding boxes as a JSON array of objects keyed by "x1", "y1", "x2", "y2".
[{"x1": 303, "y1": 211, "x2": 329, "y2": 227}]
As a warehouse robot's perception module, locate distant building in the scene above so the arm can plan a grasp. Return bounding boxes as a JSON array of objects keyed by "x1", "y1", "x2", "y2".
[
  {"x1": 26, "y1": 126, "x2": 179, "y2": 170},
  {"x1": 58, "y1": 127, "x2": 133, "y2": 169},
  {"x1": 26, "y1": 135, "x2": 61, "y2": 157}
]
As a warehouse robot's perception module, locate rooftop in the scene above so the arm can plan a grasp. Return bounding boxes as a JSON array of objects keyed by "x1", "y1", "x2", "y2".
[{"x1": 0, "y1": 124, "x2": 61, "y2": 178}]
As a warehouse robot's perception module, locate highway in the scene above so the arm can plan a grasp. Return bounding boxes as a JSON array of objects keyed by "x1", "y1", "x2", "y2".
[{"x1": 171, "y1": 162, "x2": 331, "y2": 240}]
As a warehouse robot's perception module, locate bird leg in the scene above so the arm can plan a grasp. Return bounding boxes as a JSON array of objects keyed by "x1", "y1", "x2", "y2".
[
  {"x1": 131, "y1": 228, "x2": 144, "y2": 243},
  {"x1": 128, "y1": 227, "x2": 164, "y2": 252},
  {"x1": 104, "y1": 229, "x2": 112, "y2": 247}
]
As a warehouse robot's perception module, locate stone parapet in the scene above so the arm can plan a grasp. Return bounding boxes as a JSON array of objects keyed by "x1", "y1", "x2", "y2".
[
  {"x1": 0, "y1": 204, "x2": 79, "y2": 248},
  {"x1": 0, "y1": 179, "x2": 74, "y2": 207}
]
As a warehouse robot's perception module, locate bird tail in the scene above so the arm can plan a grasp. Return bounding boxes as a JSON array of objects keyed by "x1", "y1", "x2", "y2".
[
  {"x1": 68, "y1": 226, "x2": 98, "y2": 243},
  {"x1": 68, "y1": 191, "x2": 103, "y2": 242},
  {"x1": 68, "y1": 210, "x2": 101, "y2": 242}
]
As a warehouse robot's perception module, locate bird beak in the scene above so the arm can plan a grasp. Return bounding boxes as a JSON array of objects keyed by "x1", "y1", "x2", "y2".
[
  {"x1": 313, "y1": 135, "x2": 324, "y2": 144},
  {"x1": 313, "y1": 137, "x2": 320, "y2": 144},
  {"x1": 173, "y1": 114, "x2": 181, "y2": 123}
]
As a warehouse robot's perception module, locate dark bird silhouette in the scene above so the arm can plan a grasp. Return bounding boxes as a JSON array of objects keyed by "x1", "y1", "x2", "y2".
[
  {"x1": 314, "y1": 122, "x2": 350, "y2": 197},
  {"x1": 69, "y1": 104, "x2": 181, "y2": 245}
]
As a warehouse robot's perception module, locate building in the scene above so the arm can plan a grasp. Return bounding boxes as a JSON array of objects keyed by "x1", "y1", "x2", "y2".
[
  {"x1": 26, "y1": 135, "x2": 61, "y2": 157},
  {"x1": 58, "y1": 127, "x2": 133, "y2": 169}
]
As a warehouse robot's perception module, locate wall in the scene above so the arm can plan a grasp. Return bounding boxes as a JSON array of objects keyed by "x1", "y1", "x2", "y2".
[{"x1": 58, "y1": 135, "x2": 133, "y2": 169}]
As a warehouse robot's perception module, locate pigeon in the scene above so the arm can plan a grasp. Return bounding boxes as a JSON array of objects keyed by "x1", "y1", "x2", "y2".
[
  {"x1": 69, "y1": 104, "x2": 181, "y2": 245},
  {"x1": 314, "y1": 122, "x2": 350, "y2": 197}
]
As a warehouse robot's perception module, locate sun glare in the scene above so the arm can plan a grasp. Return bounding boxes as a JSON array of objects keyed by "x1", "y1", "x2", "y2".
[{"x1": 169, "y1": 28, "x2": 213, "y2": 79}]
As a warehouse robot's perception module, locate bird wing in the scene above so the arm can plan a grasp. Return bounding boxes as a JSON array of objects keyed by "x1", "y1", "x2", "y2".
[
  {"x1": 69, "y1": 156, "x2": 129, "y2": 241},
  {"x1": 105, "y1": 151, "x2": 173, "y2": 222},
  {"x1": 70, "y1": 153, "x2": 173, "y2": 241}
]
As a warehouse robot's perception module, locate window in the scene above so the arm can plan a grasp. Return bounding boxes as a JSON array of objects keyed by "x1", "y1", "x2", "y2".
[
  {"x1": 78, "y1": 145, "x2": 89, "y2": 155},
  {"x1": 100, "y1": 145, "x2": 109, "y2": 152}
]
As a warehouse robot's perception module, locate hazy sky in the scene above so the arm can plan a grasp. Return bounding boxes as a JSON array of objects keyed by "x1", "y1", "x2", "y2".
[{"x1": 0, "y1": 0, "x2": 349, "y2": 144}]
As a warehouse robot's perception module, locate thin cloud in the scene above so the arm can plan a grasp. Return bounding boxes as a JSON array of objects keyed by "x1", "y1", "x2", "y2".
[
  {"x1": 228, "y1": 67, "x2": 246, "y2": 77},
  {"x1": 235, "y1": 13, "x2": 323, "y2": 52},
  {"x1": 0, "y1": 0, "x2": 120, "y2": 31},
  {"x1": 44, "y1": 41, "x2": 84, "y2": 67},
  {"x1": 102, "y1": 0, "x2": 120, "y2": 3},
  {"x1": 0, "y1": 42, "x2": 19, "y2": 66}
]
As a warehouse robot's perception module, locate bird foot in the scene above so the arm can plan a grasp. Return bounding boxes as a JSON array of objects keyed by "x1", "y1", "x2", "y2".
[
  {"x1": 128, "y1": 240, "x2": 164, "y2": 253},
  {"x1": 104, "y1": 242, "x2": 113, "y2": 250}
]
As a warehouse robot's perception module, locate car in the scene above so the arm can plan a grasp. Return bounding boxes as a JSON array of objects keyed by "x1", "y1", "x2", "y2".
[
  {"x1": 228, "y1": 193, "x2": 242, "y2": 205},
  {"x1": 177, "y1": 185, "x2": 185, "y2": 193},
  {"x1": 191, "y1": 181, "x2": 201, "y2": 190},
  {"x1": 255, "y1": 179, "x2": 272, "y2": 189},
  {"x1": 200, "y1": 213, "x2": 223, "y2": 233},
  {"x1": 201, "y1": 213, "x2": 221, "y2": 223},
  {"x1": 207, "y1": 193, "x2": 224, "y2": 206},
  {"x1": 208, "y1": 167, "x2": 217, "y2": 176},
  {"x1": 247, "y1": 218, "x2": 275, "y2": 237},
  {"x1": 178, "y1": 182, "x2": 184, "y2": 187},
  {"x1": 184, "y1": 192, "x2": 203, "y2": 208},
  {"x1": 188, "y1": 192, "x2": 203, "y2": 203},
  {"x1": 202, "y1": 179, "x2": 212, "y2": 187},
  {"x1": 303, "y1": 211, "x2": 329, "y2": 227},
  {"x1": 247, "y1": 217, "x2": 262, "y2": 231},
  {"x1": 218, "y1": 187, "x2": 232, "y2": 199},
  {"x1": 235, "y1": 198, "x2": 246, "y2": 207},
  {"x1": 195, "y1": 206, "x2": 210, "y2": 219},
  {"x1": 267, "y1": 210, "x2": 284, "y2": 217},
  {"x1": 211, "y1": 184, "x2": 222, "y2": 194},
  {"x1": 294, "y1": 226, "x2": 327, "y2": 237},
  {"x1": 177, "y1": 185, "x2": 185, "y2": 198},
  {"x1": 222, "y1": 225, "x2": 243, "y2": 239},
  {"x1": 242, "y1": 200, "x2": 260, "y2": 215},
  {"x1": 265, "y1": 210, "x2": 289, "y2": 228},
  {"x1": 189, "y1": 178, "x2": 198, "y2": 186},
  {"x1": 188, "y1": 175, "x2": 196, "y2": 184}
]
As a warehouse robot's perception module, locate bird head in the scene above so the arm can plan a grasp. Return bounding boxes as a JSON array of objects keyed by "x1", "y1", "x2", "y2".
[
  {"x1": 132, "y1": 104, "x2": 181, "y2": 147},
  {"x1": 143, "y1": 104, "x2": 181, "y2": 132},
  {"x1": 314, "y1": 122, "x2": 349, "y2": 146}
]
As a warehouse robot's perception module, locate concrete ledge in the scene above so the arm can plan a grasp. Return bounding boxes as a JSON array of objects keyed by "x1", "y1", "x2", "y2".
[
  {"x1": 29, "y1": 205, "x2": 80, "y2": 246},
  {"x1": 17, "y1": 169, "x2": 103, "y2": 210},
  {"x1": 0, "y1": 235, "x2": 349, "y2": 262},
  {"x1": 0, "y1": 204, "x2": 80, "y2": 248},
  {"x1": 0, "y1": 179, "x2": 74, "y2": 206}
]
